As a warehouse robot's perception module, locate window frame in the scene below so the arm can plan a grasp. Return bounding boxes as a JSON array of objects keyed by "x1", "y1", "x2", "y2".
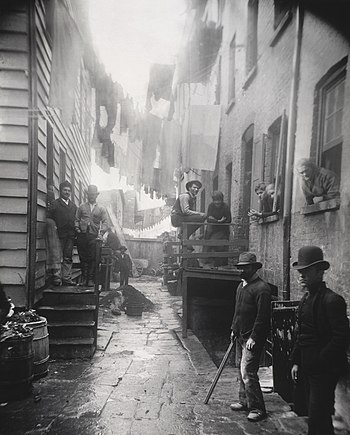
[{"x1": 315, "y1": 61, "x2": 346, "y2": 179}]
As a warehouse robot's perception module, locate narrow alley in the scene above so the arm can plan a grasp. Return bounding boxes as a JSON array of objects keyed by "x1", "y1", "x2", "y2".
[{"x1": 1, "y1": 277, "x2": 309, "y2": 435}]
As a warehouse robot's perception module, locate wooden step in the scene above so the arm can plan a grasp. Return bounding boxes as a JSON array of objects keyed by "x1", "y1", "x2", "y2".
[
  {"x1": 48, "y1": 321, "x2": 96, "y2": 339},
  {"x1": 49, "y1": 337, "x2": 96, "y2": 359},
  {"x1": 41, "y1": 288, "x2": 96, "y2": 306},
  {"x1": 38, "y1": 305, "x2": 97, "y2": 323}
]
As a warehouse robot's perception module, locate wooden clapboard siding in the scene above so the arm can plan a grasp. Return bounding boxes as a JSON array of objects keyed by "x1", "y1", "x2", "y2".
[
  {"x1": 0, "y1": 4, "x2": 29, "y2": 303},
  {"x1": 0, "y1": 214, "x2": 27, "y2": 232},
  {"x1": 0, "y1": 70, "x2": 28, "y2": 89},
  {"x1": 0, "y1": 250, "x2": 27, "y2": 267}
]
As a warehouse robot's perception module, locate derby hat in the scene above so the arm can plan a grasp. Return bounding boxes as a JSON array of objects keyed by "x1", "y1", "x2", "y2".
[
  {"x1": 119, "y1": 245, "x2": 127, "y2": 251},
  {"x1": 292, "y1": 246, "x2": 330, "y2": 270},
  {"x1": 236, "y1": 252, "x2": 262, "y2": 269},
  {"x1": 185, "y1": 179, "x2": 202, "y2": 191},
  {"x1": 86, "y1": 184, "x2": 99, "y2": 195}
]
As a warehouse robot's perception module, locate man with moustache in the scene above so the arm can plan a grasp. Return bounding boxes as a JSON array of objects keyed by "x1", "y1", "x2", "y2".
[
  {"x1": 291, "y1": 246, "x2": 349, "y2": 435},
  {"x1": 230, "y1": 252, "x2": 272, "y2": 422}
]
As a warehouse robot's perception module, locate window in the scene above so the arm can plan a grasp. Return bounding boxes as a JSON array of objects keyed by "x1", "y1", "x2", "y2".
[
  {"x1": 79, "y1": 180, "x2": 83, "y2": 205},
  {"x1": 46, "y1": 123, "x2": 54, "y2": 188},
  {"x1": 59, "y1": 148, "x2": 66, "y2": 184},
  {"x1": 213, "y1": 175, "x2": 219, "y2": 192},
  {"x1": 44, "y1": 0, "x2": 55, "y2": 41},
  {"x1": 225, "y1": 163, "x2": 232, "y2": 208},
  {"x1": 316, "y1": 59, "x2": 346, "y2": 179},
  {"x1": 215, "y1": 56, "x2": 222, "y2": 105},
  {"x1": 228, "y1": 36, "x2": 236, "y2": 104},
  {"x1": 246, "y1": 0, "x2": 258, "y2": 74},
  {"x1": 71, "y1": 166, "x2": 76, "y2": 204},
  {"x1": 274, "y1": 0, "x2": 293, "y2": 29}
]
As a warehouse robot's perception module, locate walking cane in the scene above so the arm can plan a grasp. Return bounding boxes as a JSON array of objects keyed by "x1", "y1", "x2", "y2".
[{"x1": 204, "y1": 338, "x2": 235, "y2": 404}]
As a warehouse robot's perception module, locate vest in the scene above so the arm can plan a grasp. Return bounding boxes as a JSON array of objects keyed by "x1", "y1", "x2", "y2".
[{"x1": 171, "y1": 192, "x2": 196, "y2": 216}]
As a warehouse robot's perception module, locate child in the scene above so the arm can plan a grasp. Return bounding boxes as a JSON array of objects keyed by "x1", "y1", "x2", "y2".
[{"x1": 117, "y1": 246, "x2": 132, "y2": 287}]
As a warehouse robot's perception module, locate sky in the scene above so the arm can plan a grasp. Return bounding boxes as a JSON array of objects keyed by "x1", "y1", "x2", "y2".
[{"x1": 88, "y1": 0, "x2": 186, "y2": 107}]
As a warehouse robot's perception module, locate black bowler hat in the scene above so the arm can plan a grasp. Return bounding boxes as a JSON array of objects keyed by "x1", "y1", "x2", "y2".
[
  {"x1": 186, "y1": 180, "x2": 202, "y2": 191},
  {"x1": 292, "y1": 246, "x2": 330, "y2": 270}
]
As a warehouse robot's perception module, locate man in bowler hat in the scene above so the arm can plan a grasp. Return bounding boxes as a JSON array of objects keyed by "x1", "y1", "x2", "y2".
[
  {"x1": 290, "y1": 246, "x2": 349, "y2": 435},
  {"x1": 75, "y1": 185, "x2": 108, "y2": 286},
  {"x1": 230, "y1": 252, "x2": 272, "y2": 422},
  {"x1": 170, "y1": 180, "x2": 206, "y2": 238}
]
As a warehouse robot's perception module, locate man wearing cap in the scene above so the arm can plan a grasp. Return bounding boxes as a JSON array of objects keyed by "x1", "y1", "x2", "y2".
[
  {"x1": 170, "y1": 180, "x2": 206, "y2": 238},
  {"x1": 75, "y1": 185, "x2": 108, "y2": 286},
  {"x1": 290, "y1": 246, "x2": 349, "y2": 435},
  {"x1": 230, "y1": 252, "x2": 272, "y2": 422},
  {"x1": 48, "y1": 181, "x2": 77, "y2": 286}
]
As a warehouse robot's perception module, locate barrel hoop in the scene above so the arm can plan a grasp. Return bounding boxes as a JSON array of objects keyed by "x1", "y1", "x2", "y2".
[
  {"x1": 33, "y1": 355, "x2": 50, "y2": 366},
  {"x1": 0, "y1": 353, "x2": 34, "y2": 361},
  {"x1": 32, "y1": 333, "x2": 49, "y2": 342}
]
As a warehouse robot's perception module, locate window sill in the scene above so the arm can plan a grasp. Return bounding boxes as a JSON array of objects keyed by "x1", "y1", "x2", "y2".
[
  {"x1": 258, "y1": 214, "x2": 279, "y2": 225},
  {"x1": 225, "y1": 98, "x2": 235, "y2": 115},
  {"x1": 300, "y1": 198, "x2": 340, "y2": 215},
  {"x1": 242, "y1": 65, "x2": 257, "y2": 90},
  {"x1": 270, "y1": 10, "x2": 293, "y2": 47}
]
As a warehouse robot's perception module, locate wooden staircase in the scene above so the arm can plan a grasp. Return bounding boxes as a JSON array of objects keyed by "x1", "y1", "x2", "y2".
[{"x1": 37, "y1": 286, "x2": 98, "y2": 359}]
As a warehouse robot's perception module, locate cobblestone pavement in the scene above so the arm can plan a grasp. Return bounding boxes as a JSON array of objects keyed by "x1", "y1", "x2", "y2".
[{"x1": 0, "y1": 277, "x2": 321, "y2": 434}]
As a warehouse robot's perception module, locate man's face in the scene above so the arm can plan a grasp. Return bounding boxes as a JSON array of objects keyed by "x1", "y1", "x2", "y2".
[
  {"x1": 88, "y1": 192, "x2": 98, "y2": 203},
  {"x1": 189, "y1": 184, "x2": 200, "y2": 196},
  {"x1": 297, "y1": 265, "x2": 323, "y2": 289},
  {"x1": 298, "y1": 165, "x2": 312, "y2": 182},
  {"x1": 239, "y1": 264, "x2": 257, "y2": 280},
  {"x1": 60, "y1": 187, "x2": 71, "y2": 200}
]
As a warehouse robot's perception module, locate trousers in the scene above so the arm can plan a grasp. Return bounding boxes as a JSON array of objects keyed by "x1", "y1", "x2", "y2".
[
  {"x1": 300, "y1": 347, "x2": 340, "y2": 435},
  {"x1": 235, "y1": 337, "x2": 266, "y2": 413},
  {"x1": 77, "y1": 233, "x2": 97, "y2": 280}
]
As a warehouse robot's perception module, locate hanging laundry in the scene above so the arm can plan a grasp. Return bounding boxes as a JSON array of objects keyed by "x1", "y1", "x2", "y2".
[
  {"x1": 142, "y1": 113, "x2": 162, "y2": 188},
  {"x1": 160, "y1": 120, "x2": 181, "y2": 197},
  {"x1": 146, "y1": 64, "x2": 175, "y2": 120}
]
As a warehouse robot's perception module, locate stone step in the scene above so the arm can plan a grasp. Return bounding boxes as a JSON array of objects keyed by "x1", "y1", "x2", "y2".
[
  {"x1": 48, "y1": 321, "x2": 96, "y2": 339},
  {"x1": 38, "y1": 305, "x2": 97, "y2": 323},
  {"x1": 49, "y1": 337, "x2": 96, "y2": 359},
  {"x1": 41, "y1": 288, "x2": 96, "y2": 306}
]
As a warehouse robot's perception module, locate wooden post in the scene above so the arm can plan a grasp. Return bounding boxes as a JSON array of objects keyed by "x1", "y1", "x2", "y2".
[{"x1": 26, "y1": 0, "x2": 39, "y2": 308}]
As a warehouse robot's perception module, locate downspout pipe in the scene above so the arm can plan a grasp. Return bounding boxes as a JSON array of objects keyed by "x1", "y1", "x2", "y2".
[
  {"x1": 282, "y1": 4, "x2": 304, "y2": 301},
  {"x1": 26, "y1": 0, "x2": 39, "y2": 308}
]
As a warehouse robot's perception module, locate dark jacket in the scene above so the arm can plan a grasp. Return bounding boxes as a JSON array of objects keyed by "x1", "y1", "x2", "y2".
[
  {"x1": 75, "y1": 202, "x2": 108, "y2": 235},
  {"x1": 48, "y1": 198, "x2": 77, "y2": 238},
  {"x1": 291, "y1": 283, "x2": 349, "y2": 374},
  {"x1": 231, "y1": 275, "x2": 272, "y2": 345},
  {"x1": 117, "y1": 253, "x2": 132, "y2": 272}
]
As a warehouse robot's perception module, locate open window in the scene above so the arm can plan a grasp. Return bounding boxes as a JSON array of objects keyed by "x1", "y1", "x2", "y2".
[
  {"x1": 316, "y1": 60, "x2": 346, "y2": 179},
  {"x1": 246, "y1": 0, "x2": 258, "y2": 76},
  {"x1": 227, "y1": 35, "x2": 236, "y2": 111}
]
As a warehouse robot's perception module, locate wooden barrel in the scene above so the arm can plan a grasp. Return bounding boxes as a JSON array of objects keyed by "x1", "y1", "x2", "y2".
[
  {"x1": 0, "y1": 331, "x2": 34, "y2": 402},
  {"x1": 25, "y1": 316, "x2": 50, "y2": 380},
  {"x1": 126, "y1": 302, "x2": 143, "y2": 316}
]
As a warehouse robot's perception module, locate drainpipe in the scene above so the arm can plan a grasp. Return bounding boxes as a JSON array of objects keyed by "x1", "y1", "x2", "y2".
[
  {"x1": 26, "y1": 0, "x2": 39, "y2": 308},
  {"x1": 282, "y1": 5, "x2": 304, "y2": 300}
]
